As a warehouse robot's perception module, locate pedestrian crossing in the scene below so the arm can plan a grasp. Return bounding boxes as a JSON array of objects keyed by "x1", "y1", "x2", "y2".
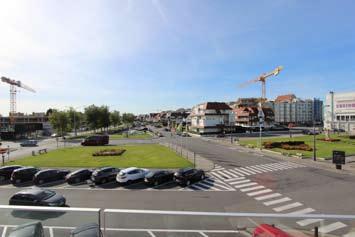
[{"x1": 218, "y1": 172, "x2": 348, "y2": 235}]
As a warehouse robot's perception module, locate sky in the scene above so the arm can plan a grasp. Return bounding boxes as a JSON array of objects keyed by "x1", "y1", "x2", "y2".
[{"x1": 0, "y1": 0, "x2": 354, "y2": 115}]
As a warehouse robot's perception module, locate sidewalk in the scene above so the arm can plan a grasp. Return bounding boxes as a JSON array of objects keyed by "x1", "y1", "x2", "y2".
[{"x1": 199, "y1": 136, "x2": 355, "y2": 177}]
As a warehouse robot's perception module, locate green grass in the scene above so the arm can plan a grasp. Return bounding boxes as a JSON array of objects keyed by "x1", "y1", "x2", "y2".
[
  {"x1": 7, "y1": 144, "x2": 192, "y2": 168},
  {"x1": 239, "y1": 134, "x2": 355, "y2": 158},
  {"x1": 109, "y1": 133, "x2": 152, "y2": 140}
]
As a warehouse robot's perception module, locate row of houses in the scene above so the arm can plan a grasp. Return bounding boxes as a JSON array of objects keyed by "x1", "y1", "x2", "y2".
[{"x1": 141, "y1": 94, "x2": 324, "y2": 134}]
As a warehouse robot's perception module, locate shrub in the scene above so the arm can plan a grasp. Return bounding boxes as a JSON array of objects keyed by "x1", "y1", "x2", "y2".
[
  {"x1": 92, "y1": 149, "x2": 126, "y2": 156},
  {"x1": 263, "y1": 141, "x2": 312, "y2": 151}
]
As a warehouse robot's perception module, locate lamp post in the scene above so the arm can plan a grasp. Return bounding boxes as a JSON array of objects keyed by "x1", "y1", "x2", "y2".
[
  {"x1": 313, "y1": 98, "x2": 316, "y2": 161},
  {"x1": 258, "y1": 103, "x2": 265, "y2": 150}
]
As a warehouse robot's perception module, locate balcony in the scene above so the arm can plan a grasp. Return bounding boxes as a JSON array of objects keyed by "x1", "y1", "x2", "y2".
[{"x1": 0, "y1": 206, "x2": 354, "y2": 236}]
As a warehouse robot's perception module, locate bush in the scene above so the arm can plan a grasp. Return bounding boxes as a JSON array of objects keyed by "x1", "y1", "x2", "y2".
[
  {"x1": 263, "y1": 141, "x2": 312, "y2": 151},
  {"x1": 92, "y1": 149, "x2": 126, "y2": 157}
]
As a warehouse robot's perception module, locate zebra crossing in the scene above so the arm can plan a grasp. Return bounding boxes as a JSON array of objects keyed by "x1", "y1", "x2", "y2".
[{"x1": 220, "y1": 173, "x2": 348, "y2": 235}]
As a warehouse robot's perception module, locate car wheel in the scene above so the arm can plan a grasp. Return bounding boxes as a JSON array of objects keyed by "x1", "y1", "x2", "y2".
[
  {"x1": 154, "y1": 180, "x2": 159, "y2": 186},
  {"x1": 186, "y1": 180, "x2": 191, "y2": 186}
]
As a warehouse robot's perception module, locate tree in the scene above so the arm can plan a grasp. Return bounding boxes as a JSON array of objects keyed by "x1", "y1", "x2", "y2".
[
  {"x1": 84, "y1": 105, "x2": 100, "y2": 132},
  {"x1": 110, "y1": 110, "x2": 121, "y2": 127},
  {"x1": 49, "y1": 110, "x2": 70, "y2": 136},
  {"x1": 67, "y1": 108, "x2": 84, "y2": 132},
  {"x1": 98, "y1": 105, "x2": 110, "y2": 131},
  {"x1": 122, "y1": 113, "x2": 135, "y2": 125}
]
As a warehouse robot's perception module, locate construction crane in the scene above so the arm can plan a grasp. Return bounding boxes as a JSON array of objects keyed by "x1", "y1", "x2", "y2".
[
  {"x1": 239, "y1": 66, "x2": 283, "y2": 104},
  {"x1": 1, "y1": 76, "x2": 36, "y2": 124}
]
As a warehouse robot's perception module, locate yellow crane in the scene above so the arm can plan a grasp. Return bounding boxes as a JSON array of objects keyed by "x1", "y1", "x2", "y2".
[{"x1": 239, "y1": 66, "x2": 283, "y2": 104}]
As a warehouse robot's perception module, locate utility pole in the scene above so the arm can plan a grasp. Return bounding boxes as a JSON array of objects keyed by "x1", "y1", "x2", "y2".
[
  {"x1": 313, "y1": 98, "x2": 317, "y2": 161},
  {"x1": 258, "y1": 103, "x2": 265, "y2": 150}
]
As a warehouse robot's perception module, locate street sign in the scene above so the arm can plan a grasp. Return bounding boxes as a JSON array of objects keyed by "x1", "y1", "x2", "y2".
[{"x1": 333, "y1": 150, "x2": 345, "y2": 165}]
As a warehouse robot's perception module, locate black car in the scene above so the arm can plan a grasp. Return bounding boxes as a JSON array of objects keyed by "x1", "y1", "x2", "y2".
[
  {"x1": 174, "y1": 168, "x2": 205, "y2": 186},
  {"x1": 33, "y1": 169, "x2": 70, "y2": 185},
  {"x1": 70, "y1": 223, "x2": 102, "y2": 237},
  {"x1": 11, "y1": 167, "x2": 40, "y2": 184},
  {"x1": 144, "y1": 170, "x2": 174, "y2": 186},
  {"x1": 0, "y1": 165, "x2": 23, "y2": 182},
  {"x1": 90, "y1": 167, "x2": 120, "y2": 184},
  {"x1": 66, "y1": 169, "x2": 93, "y2": 184},
  {"x1": 9, "y1": 188, "x2": 66, "y2": 206},
  {"x1": 8, "y1": 221, "x2": 44, "y2": 237}
]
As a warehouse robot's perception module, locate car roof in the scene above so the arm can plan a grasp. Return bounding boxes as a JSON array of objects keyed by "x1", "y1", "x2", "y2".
[
  {"x1": 0, "y1": 165, "x2": 22, "y2": 169},
  {"x1": 70, "y1": 223, "x2": 100, "y2": 236},
  {"x1": 9, "y1": 221, "x2": 42, "y2": 237},
  {"x1": 178, "y1": 167, "x2": 193, "y2": 173},
  {"x1": 121, "y1": 167, "x2": 138, "y2": 172},
  {"x1": 16, "y1": 188, "x2": 46, "y2": 196},
  {"x1": 37, "y1": 169, "x2": 56, "y2": 173},
  {"x1": 14, "y1": 167, "x2": 36, "y2": 172}
]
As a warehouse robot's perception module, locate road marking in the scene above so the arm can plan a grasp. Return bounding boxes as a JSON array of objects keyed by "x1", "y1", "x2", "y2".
[
  {"x1": 242, "y1": 166, "x2": 263, "y2": 173},
  {"x1": 225, "y1": 177, "x2": 245, "y2": 182},
  {"x1": 247, "y1": 166, "x2": 268, "y2": 173},
  {"x1": 191, "y1": 183, "x2": 219, "y2": 191},
  {"x1": 263, "y1": 197, "x2": 292, "y2": 206},
  {"x1": 273, "y1": 202, "x2": 303, "y2": 212},
  {"x1": 210, "y1": 172, "x2": 225, "y2": 180},
  {"x1": 247, "y1": 189, "x2": 272, "y2": 196},
  {"x1": 234, "y1": 182, "x2": 258, "y2": 188},
  {"x1": 288, "y1": 208, "x2": 315, "y2": 215},
  {"x1": 254, "y1": 193, "x2": 282, "y2": 200},
  {"x1": 220, "y1": 170, "x2": 239, "y2": 178},
  {"x1": 202, "y1": 180, "x2": 234, "y2": 191},
  {"x1": 240, "y1": 185, "x2": 265, "y2": 192},
  {"x1": 234, "y1": 168, "x2": 253, "y2": 175},
  {"x1": 216, "y1": 171, "x2": 233, "y2": 179},
  {"x1": 1, "y1": 226, "x2": 7, "y2": 237},
  {"x1": 230, "y1": 179, "x2": 250, "y2": 185},
  {"x1": 252, "y1": 165, "x2": 274, "y2": 172},
  {"x1": 239, "y1": 167, "x2": 256, "y2": 175},
  {"x1": 318, "y1": 222, "x2": 347, "y2": 234},
  {"x1": 228, "y1": 169, "x2": 245, "y2": 177},
  {"x1": 199, "y1": 232, "x2": 209, "y2": 237},
  {"x1": 49, "y1": 227, "x2": 54, "y2": 237},
  {"x1": 212, "y1": 168, "x2": 225, "y2": 172},
  {"x1": 148, "y1": 231, "x2": 156, "y2": 237},
  {"x1": 297, "y1": 218, "x2": 324, "y2": 227}
]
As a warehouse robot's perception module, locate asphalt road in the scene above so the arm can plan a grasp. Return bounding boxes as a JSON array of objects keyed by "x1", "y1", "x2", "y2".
[{"x1": 1, "y1": 129, "x2": 355, "y2": 236}]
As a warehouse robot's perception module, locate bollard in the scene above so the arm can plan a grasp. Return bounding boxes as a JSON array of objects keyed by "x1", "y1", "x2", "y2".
[
  {"x1": 32, "y1": 151, "x2": 36, "y2": 156},
  {"x1": 314, "y1": 226, "x2": 318, "y2": 237},
  {"x1": 336, "y1": 164, "x2": 342, "y2": 170}
]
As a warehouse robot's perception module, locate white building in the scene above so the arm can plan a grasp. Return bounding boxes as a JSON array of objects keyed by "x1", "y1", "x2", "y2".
[
  {"x1": 324, "y1": 91, "x2": 355, "y2": 134},
  {"x1": 189, "y1": 102, "x2": 235, "y2": 134}
]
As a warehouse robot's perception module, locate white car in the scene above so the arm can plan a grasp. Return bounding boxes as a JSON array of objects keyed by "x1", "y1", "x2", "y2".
[{"x1": 116, "y1": 167, "x2": 149, "y2": 185}]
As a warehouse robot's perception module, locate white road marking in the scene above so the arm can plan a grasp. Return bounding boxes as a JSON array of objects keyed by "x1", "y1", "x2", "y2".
[
  {"x1": 242, "y1": 166, "x2": 263, "y2": 173},
  {"x1": 49, "y1": 227, "x2": 54, "y2": 237},
  {"x1": 211, "y1": 168, "x2": 225, "y2": 172},
  {"x1": 273, "y1": 202, "x2": 303, "y2": 212},
  {"x1": 246, "y1": 166, "x2": 268, "y2": 173},
  {"x1": 230, "y1": 179, "x2": 251, "y2": 185},
  {"x1": 225, "y1": 177, "x2": 245, "y2": 182},
  {"x1": 199, "y1": 232, "x2": 209, "y2": 237},
  {"x1": 234, "y1": 182, "x2": 258, "y2": 189},
  {"x1": 288, "y1": 208, "x2": 315, "y2": 215},
  {"x1": 318, "y1": 222, "x2": 347, "y2": 234},
  {"x1": 228, "y1": 169, "x2": 245, "y2": 177},
  {"x1": 210, "y1": 172, "x2": 225, "y2": 180},
  {"x1": 192, "y1": 183, "x2": 219, "y2": 191},
  {"x1": 216, "y1": 171, "x2": 233, "y2": 179},
  {"x1": 263, "y1": 197, "x2": 292, "y2": 206},
  {"x1": 1, "y1": 226, "x2": 7, "y2": 237},
  {"x1": 202, "y1": 179, "x2": 235, "y2": 191},
  {"x1": 148, "y1": 231, "x2": 156, "y2": 237},
  {"x1": 234, "y1": 168, "x2": 253, "y2": 175},
  {"x1": 252, "y1": 165, "x2": 274, "y2": 172},
  {"x1": 254, "y1": 193, "x2": 282, "y2": 201},
  {"x1": 220, "y1": 170, "x2": 240, "y2": 178},
  {"x1": 247, "y1": 189, "x2": 273, "y2": 196},
  {"x1": 239, "y1": 167, "x2": 256, "y2": 175},
  {"x1": 297, "y1": 218, "x2": 324, "y2": 227},
  {"x1": 240, "y1": 185, "x2": 265, "y2": 192}
]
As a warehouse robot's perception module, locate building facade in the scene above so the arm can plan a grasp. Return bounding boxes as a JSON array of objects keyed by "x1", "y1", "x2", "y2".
[
  {"x1": 189, "y1": 102, "x2": 235, "y2": 134},
  {"x1": 274, "y1": 94, "x2": 323, "y2": 126},
  {"x1": 324, "y1": 91, "x2": 355, "y2": 134},
  {"x1": 234, "y1": 106, "x2": 274, "y2": 128}
]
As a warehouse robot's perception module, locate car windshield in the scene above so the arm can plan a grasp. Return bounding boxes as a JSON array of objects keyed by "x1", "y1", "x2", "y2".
[
  {"x1": 37, "y1": 190, "x2": 55, "y2": 200},
  {"x1": 145, "y1": 171, "x2": 157, "y2": 178}
]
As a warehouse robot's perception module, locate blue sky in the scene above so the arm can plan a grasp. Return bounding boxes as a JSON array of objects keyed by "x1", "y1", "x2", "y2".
[{"x1": 0, "y1": 0, "x2": 354, "y2": 115}]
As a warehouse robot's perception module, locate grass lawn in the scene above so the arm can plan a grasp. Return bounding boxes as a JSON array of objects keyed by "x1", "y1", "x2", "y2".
[
  {"x1": 239, "y1": 134, "x2": 355, "y2": 158},
  {"x1": 7, "y1": 144, "x2": 192, "y2": 168},
  {"x1": 109, "y1": 133, "x2": 152, "y2": 140}
]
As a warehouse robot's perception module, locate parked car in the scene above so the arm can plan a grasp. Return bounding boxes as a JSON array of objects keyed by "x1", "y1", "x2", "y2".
[
  {"x1": 174, "y1": 168, "x2": 205, "y2": 186},
  {"x1": 91, "y1": 167, "x2": 120, "y2": 184},
  {"x1": 66, "y1": 169, "x2": 93, "y2": 184},
  {"x1": 81, "y1": 135, "x2": 109, "y2": 146},
  {"x1": 116, "y1": 167, "x2": 149, "y2": 185},
  {"x1": 144, "y1": 170, "x2": 174, "y2": 186},
  {"x1": 302, "y1": 129, "x2": 320, "y2": 135},
  {"x1": 253, "y1": 224, "x2": 293, "y2": 237},
  {"x1": 70, "y1": 223, "x2": 102, "y2": 237},
  {"x1": 8, "y1": 221, "x2": 44, "y2": 237},
  {"x1": 33, "y1": 169, "x2": 70, "y2": 185},
  {"x1": 0, "y1": 165, "x2": 23, "y2": 182},
  {"x1": 181, "y1": 132, "x2": 190, "y2": 137},
  {"x1": 11, "y1": 167, "x2": 40, "y2": 184},
  {"x1": 9, "y1": 188, "x2": 66, "y2": 206},
  {"x1": 20, "y1": 140, "x2": 38, "y2": 147},
  {"x1": 216, "y1": 133, "x2": 226, "y2": 138}
]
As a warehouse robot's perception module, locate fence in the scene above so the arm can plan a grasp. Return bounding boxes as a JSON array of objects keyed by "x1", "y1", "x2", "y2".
[{"x1": 160, "y1": 142, "x2": 214, "y2": 171}]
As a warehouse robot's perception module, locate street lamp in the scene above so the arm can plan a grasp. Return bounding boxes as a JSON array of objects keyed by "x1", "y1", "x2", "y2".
[{"x1": 313, "y1": 98, "x2": 317, "y2": 161}]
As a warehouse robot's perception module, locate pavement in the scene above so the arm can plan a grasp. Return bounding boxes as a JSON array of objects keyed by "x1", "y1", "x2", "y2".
[{"x1": 0, "y1": 128, "x2": 355, "y2": 236}]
